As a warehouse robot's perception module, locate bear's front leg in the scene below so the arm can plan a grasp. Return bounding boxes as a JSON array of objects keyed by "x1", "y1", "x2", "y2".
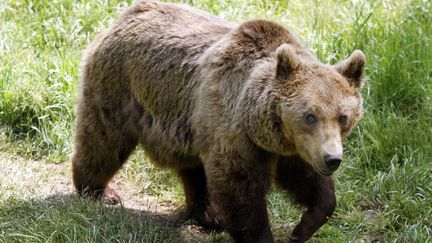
[
  {"x1": 275, "y1": 156, "x2": 336, "y2": 243},
  {"x1": 203, "y1": 151, "x2": 276, "y2": 243}
]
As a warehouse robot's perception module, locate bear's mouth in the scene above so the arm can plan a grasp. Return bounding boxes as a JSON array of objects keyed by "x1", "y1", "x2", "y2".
[{"x1": 312, "y1": 163, "x2": 334, "y2": 177}]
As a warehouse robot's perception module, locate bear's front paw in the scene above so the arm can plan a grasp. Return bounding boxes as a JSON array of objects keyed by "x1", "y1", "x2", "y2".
[{"x1": 192, "y1": 203, "x2": 224, "y2": 232}]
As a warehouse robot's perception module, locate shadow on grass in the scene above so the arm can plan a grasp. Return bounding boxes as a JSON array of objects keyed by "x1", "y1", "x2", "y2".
[{"x1": 0, "y1": 193, "x2": 227, "y2": 242}]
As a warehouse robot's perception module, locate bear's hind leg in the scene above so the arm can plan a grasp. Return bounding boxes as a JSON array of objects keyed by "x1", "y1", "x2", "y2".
[
  {"x1": 275, "y1": 155, "x2": 336, "y2": 243},
  {"x1": 72, "y1": 104, "x2": 138, "y2": 204},
  {"x1": 179, "y1": 166, "x2": 223, "y2": 231}
]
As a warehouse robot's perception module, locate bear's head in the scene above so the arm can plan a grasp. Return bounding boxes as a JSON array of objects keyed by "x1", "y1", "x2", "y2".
[{"x1": 274, "y1": 44, "x2": 366, "y2": 176}]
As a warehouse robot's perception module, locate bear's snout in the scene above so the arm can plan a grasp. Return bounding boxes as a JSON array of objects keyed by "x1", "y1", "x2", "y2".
[{"x1": 324, "y1": 154, "x2": 342, "y2": 172}]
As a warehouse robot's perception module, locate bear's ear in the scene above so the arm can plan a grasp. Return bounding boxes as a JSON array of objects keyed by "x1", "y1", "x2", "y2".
[
  {"x1": 276, "y1": 44, "x2": 300, "y2": 79},
  {"x1": 335, "y1": 50, "x2": 366, "y2": 88}
]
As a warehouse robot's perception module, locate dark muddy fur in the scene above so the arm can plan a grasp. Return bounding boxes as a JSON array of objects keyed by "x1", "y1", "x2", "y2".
[
  {"x1": 72, "y1": 0, "x2": 365, "y2": 242},
  {"x1": 276, "y1": 156, "x2": 336, "y2": 242}
]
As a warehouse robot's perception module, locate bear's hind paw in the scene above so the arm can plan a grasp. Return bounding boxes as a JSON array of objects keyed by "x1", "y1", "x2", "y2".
[{"x1": 102, "y1": 186, "x2": 122, "y2": 205}]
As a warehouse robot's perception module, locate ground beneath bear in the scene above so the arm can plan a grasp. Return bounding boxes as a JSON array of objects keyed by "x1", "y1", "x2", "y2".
[{"x1": 0, "y1": 152, "x2": 226, "y2": 242}]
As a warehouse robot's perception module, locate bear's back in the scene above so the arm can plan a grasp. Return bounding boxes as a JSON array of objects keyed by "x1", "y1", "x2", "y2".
[
  {"x1": 103, "y1": 0, "x2": 234, "y2": 115},
  {"x1": 80, "y1": 1, "x2": 236, "y2": 168}
]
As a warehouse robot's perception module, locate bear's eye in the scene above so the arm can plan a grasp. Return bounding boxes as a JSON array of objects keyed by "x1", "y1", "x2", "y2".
[
  {"x1": 339, "y1": 115, "x2": 348, "y2": 126},
  {"x1": 305, "y1": 114, "x2": 317, "y2": 125}
]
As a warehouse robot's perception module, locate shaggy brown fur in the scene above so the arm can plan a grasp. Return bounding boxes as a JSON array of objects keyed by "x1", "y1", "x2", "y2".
[{"x1": 72, "y1": 1, "x2": 366, "y2": 242}]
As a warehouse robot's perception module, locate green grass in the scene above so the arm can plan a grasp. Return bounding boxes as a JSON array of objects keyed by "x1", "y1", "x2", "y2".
[
  {"x1": 1, "y1": 0, "x2": 432, "y2": 242},
  {"x1": 0, "y1": 196, "x2": 175, "y2": 242}
]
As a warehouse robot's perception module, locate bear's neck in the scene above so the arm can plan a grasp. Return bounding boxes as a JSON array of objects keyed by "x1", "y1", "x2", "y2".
[{"x1": 238, "y1": 62, "x2": 297, "y2": 156}]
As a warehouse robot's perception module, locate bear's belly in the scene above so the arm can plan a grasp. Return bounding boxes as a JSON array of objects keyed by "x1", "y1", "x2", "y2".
[
  {"x1": 138, "y1": 117, "x2": 200, "y2": 169},
  {"x1": 125, "y1": 98, "x2": 200, "y2": 169}
]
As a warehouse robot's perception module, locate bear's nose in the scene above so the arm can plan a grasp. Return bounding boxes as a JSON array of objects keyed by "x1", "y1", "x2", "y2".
[{"x1": 324, "y1": 154, "x2": 342, "y2": 172}]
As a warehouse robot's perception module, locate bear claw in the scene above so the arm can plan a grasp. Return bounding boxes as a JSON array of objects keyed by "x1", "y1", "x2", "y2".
[
  {"x1": 194, "y1": 204, "x2": 224, "y2": 232},
  {"x1": 103, "y1": 187, "x2": 122, "y2": 205}
]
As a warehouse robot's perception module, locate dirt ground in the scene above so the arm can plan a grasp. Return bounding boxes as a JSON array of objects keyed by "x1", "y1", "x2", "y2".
[{"x1": 0, "y1": 152, "x2": 226, "y2": 242}]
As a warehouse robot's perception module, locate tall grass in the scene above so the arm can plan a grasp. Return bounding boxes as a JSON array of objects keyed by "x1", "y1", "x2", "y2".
[
  {"x1": 1, "y1": 0, "x2": 431, "y2": 241},
  {"x1": 0, "y1": 0, "x2": 130, "y2": 160}
]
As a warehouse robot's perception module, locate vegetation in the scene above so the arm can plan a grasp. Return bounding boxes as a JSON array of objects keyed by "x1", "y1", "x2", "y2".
[{"x1": 1, "y1": 0, "x2": 431, "y2": 241}]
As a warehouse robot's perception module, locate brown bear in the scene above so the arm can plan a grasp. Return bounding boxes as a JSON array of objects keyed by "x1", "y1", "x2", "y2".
[{"x1": 72, "y1": 0, "x2": 366, "y2": 242}]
